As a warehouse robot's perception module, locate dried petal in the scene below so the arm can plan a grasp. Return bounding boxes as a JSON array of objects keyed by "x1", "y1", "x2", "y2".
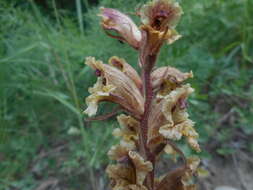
[
  {"x1": 100, "y1": 8, "x2": 142, "y2": 49},
  {"x1": 128, "y1": 151, "x2": 153, "y2": 185},
  {"x1": 109, "y1": 56, "x2": 142, "y2": 90},
  {"x1": 85, "y1": 57, "x2": 144, "y2": 118},
  {"x1": 140, "y1": 0, "x2": 183, "y2": 31}
]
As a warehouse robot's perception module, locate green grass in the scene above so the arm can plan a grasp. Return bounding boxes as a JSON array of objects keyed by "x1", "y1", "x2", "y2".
[{"x1": 0, "y1": 0, "x2": 252, "y2": 189}]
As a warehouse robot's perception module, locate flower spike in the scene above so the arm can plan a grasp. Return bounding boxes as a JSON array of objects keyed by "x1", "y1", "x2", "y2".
[{"x1": 84, "y1": 1, "x2": 201, "y2": 189}]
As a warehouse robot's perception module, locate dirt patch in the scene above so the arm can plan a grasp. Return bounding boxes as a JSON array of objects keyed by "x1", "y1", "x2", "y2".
[{"x1": 198, "y1": 152, "x2": 253, "y2": 190}]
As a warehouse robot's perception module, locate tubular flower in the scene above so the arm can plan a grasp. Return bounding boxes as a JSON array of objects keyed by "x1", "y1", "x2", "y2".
[
  {"x1": 84, "y1": 1, "x2": 202, "y2": 189},
  {"x1": 85, "y1": 57, "x2": 144, "y2": 118},
  {"x1": 100, "y1": 8, "x2": 142, "y2": 49}
]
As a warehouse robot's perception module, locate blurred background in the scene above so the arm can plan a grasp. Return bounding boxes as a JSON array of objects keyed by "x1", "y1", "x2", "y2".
[{"x1": 0, "y1": 0, "x2": 252, "y2": 190}]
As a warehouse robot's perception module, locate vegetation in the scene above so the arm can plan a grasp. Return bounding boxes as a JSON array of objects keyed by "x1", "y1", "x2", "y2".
[{"x1": 0, "y1": 0, "x2": 252, "y2": 189}]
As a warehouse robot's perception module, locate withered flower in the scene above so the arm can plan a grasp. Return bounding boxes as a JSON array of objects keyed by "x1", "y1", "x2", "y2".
[
  {"x1": 84, "y1": 1, "x2": 202, "y2": 189},
  {"x1": 100, "y1": 8, "x2": 142, "y2": 49}
]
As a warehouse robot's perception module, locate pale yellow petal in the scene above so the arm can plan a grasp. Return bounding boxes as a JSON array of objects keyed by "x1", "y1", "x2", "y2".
[{"x1": 84, "y1": 77, "x2": 116, "y2": 116}]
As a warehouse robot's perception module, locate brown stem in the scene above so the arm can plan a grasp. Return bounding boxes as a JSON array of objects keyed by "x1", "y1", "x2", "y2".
[{"x1": 139, "y1": 54, "x2": 158, "y2": 190}]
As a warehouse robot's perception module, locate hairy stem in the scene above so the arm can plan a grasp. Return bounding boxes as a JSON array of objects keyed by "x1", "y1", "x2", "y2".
[{"x1": 140, "y1": 54, "x2": 157, "y2": 190}]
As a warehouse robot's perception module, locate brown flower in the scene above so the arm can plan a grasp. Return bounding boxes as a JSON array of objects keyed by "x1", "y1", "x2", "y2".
[
  {"x1": 84, "y1": 57, "x2": 144, "y2": 118},
  {"x1": 100, "y1": 8, "x2": 142, "y2": 49},
  {"x1": 140, "y1": 0, "x2": 183, "y2": 31},
  {"x1": 146, "y1": 84, "x2": 200, "y2": 152},
  {"x1": 138, "y1": 0, "x2": 183, "y2": 58}
]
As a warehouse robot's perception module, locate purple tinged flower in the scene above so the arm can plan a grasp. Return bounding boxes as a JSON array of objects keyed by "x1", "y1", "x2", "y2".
[
  {"x1": 140, "y1": 0, "x2": 183, "y2": 31},
  {"x1": 99, "y1": 7, "x2": 142, "y2": 49}
]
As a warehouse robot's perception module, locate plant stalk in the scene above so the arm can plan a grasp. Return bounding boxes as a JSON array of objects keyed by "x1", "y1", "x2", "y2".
[{"x1": 140, "y1": 53, "x2": 157, "y2": 190}]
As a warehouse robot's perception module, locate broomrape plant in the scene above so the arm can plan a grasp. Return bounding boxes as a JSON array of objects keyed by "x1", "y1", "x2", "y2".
[{"x1": 84, "y1": 0, "x2": 201, "y2": 189}]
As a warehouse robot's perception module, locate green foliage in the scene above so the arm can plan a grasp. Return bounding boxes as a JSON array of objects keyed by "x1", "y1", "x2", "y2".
[{"x1": 0, "y1": 0, "x2": 252, "y2": 189}]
